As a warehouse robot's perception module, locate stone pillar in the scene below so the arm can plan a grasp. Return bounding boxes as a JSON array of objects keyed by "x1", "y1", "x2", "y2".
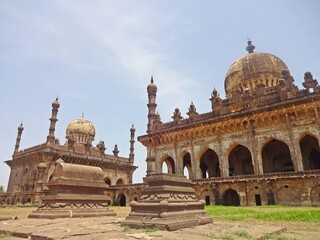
[
  {"x1": 46, "y1": 98, "x2": 60, "y2": 143},
  {"x1": 146, "y1": 156, "x2": 156, "y2": 177},
  {"x1": 14, "y1": 123, "x2": 24, "y2": 153},
  {"x1": 190, "y1": 141, "x2": 198, "y2": 180},
  {"x1": 220, "y1": 155, "x2": 229, "y2": 177},
  {"x1": 129, "y1": 125, "x2": 135, "y2": 165}
]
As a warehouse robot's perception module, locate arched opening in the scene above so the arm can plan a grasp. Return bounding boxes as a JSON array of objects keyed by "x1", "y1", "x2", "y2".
[
  {"x1": 228, "y1": 145, "x2": 253, "y2": 176},
  {"x1": 26, "y1": 197, "x2": 32, "y2": 204},
  {"x1": 161, "y1": 156, "x2": 175, "y2": 174},
  {"x1": 199, "y1": 149, "x2": 220, "y2": 179},
  {"x1": 183, "y1": 153, "x2": 192, "y2": 179},
  {"x1": 262, "y1": 139, "x2": 294, "y2": 173},
  {"x1": 21, "y1": 197, "x2": 26, "y2": 205},
  {"x1": 104, "y1": 177, "x2": 111, "y2": 185},
  {"x1": 117, "y1": 194, "x2": 126, "y2": 206},
  {"x1": 310, "y1": 185, "x2": 320, "y2": 206},
  {"x1": 116, "y1": 178, "x2": 124, "y2": 185},
  {"x1": 300, "y1": 135, "x2": 320, "y2": 170},
  {"x1": 222, "y1": 189, "x2": 240, "y2": 206}
]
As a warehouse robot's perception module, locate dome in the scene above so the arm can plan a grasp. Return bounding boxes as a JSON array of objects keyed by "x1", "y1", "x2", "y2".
[
  {"x1": 66, "y1": 118, "x2": 95, "y2": 144},
  {"x1": 18, "y1": 123, "x2": 24, "y2": 131},
  {"x1": 224, "y1": 41, "x2": 289, "y2": 98},
  {"x1": 37, "y1": 162, "x2": 47, "y2": 169},
  {"x1": 52, "y1": 97, "x2": 60, "y2": 108},
  {"x1": 147, "y1": 76, "x2": 157, "y2": 93}
]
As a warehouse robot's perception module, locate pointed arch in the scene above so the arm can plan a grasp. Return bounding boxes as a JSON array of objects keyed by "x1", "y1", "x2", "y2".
[
  {"x1": 199, "y1": 149, "x2": 220, "y2": 179},
  {"x1": 228, "y1": 144, "x2": 253, "y2": 176},
  {"x1": 261, "y1": 139, "x2": 294, "y2": 173},
  {"x1": 310, "y1": 185, "x2": 320, "y2": 206},
  {"x1": 222, "y1": 188, "x2": 240, "y2": 206},
  {"x1": 299, "y1": 134, "x2": 320, "y2": 170},
  {"x1": 161, "y1": 156, "x2": 176, "y2": 174},
  {"x1": 182, "y1": 152, "x2": 192, "y2": 179},
  {"x1": 116, "y1": 193, "x2": 126, "y2": 206},
  {"x1": 116, "y1": 178, "x2": 124, "y2": 185},
  {"x1": 104, "y1": 177, "x2": 111, "y2": 185}
]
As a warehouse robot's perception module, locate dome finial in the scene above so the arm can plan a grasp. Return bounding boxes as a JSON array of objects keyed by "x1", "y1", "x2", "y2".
[
  {"x1": 246, "y1": 39, "x2": 255, "y2": 53},
  {"x1": 151, "y1": 75, "x2": 154, "y2": 83}
]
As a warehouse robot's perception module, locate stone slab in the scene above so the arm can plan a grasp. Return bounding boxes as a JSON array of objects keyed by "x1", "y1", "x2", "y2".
[{"x1": 0, "y1": 217, "x2": 296, "y2": 240}]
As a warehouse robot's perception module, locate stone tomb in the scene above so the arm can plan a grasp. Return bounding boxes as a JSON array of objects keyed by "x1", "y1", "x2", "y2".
[
  {"x1": 122, "y1": 173, "x2": 212, "y2": 230},
  {"x1": 28, "y1": 161, "x2": 116, "y2": 219}
]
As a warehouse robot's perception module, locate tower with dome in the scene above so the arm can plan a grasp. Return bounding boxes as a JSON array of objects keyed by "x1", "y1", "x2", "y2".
[
  {"x1": 138, "y1": 41, "x2": 320, "y2": 206},
  {"x1": 1, "y1": 98, "x2": 138, "y2": 206},
  {"x1": 1, "y1": 41, "x2": 320, "y2": 207}
]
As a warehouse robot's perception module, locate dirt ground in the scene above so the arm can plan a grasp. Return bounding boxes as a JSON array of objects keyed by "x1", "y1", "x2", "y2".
[{"x1": 0, "y1": 206, "x2": 319, "y2": 240}]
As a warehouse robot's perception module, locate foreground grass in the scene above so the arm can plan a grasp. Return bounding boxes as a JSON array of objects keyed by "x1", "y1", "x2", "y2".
[
  {"x1": 1, "y1": 205, "x2": 319, "y2": 223},
  {"x1": 205, "y1": 205, "x2": 320, "y2": 222}
]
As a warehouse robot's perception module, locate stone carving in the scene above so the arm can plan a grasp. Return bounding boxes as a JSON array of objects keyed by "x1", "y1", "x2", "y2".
[
  {"x1": 172, "y1": 108, "x2": 183, "y2": 125},
  {"x1": 28, "y1": 162, "x2": 116, "y2": 219},
  {"x1": 122, "y1": 174, "x2": 212, "y2": 231}
]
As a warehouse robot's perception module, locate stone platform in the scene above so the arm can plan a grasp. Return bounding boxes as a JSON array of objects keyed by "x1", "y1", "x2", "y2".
[
  {"x1": 28, "y1": 161, "x2": 115, "y2": 219},
  {"x1": 0, "y1": 216, "x2": 295, "y2": 240},
  {"x1": 122, "y1": 174, "x2": 212, "y2": 230}
]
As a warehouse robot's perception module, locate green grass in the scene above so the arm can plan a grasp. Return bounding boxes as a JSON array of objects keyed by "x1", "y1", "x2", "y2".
[
  {"x1": 205, "y1": 205, "x2": 320, "y2": 222},
  {"x1": 0, "y1": 232, "x2": 11, "y2": 238}
]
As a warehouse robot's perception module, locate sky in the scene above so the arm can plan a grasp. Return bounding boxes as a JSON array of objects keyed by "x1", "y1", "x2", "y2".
[{"x1": 0, "y1": 0, "x2": 319, "y2": 189}]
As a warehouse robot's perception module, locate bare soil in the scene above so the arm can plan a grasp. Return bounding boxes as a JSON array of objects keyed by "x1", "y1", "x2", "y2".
[{"x1": 0, "y1": 206, "x2": 319, "y2": 240}]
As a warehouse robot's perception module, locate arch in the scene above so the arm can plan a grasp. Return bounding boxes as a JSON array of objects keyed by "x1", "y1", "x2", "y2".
[
  {"x1": 261, "y1": 139, "x2": 294, "y2": 173},
  {"x1": 310, "y1": 185, "x2": 320, "y2": 206},
  {"x1": 228, "y1": 144, "x2": 253, "y2": 176},
  {"x1": 116, "y1": 193, "x2": 126, "y2": 206},
  {"x1": 222, "y1": 189, "x2": 240, "y2": 206},
  {"x1": 199, "y1": 149, "x2": 220, "y2": 179},
  {"x1": 6, "y1": 198, "x2": 10, "y2": 205},
  {"x1": 277, "y1": 185, "x2": 300, "y2": 206},
  {"x1": 26, "y1": 197, "x2": 32, "y2": 204},
  {"x1": 299, "y1": 134, "x2": 320, "y2": 170},
  {"x1": 104, "y1": 177, "x2": 111, "y2": 185},
  {"x1": 116, "y1": 178, "x2": 124, "y2": 185},
  {"x1": 182, "y1": 152, "x2": 192, "y2": 179},
  {"x1": 130, "y1": 192, "x2": 140, "y2": 202},
  {"x1": 161, "y1": 156, "x2": 175, "y2": 174}
]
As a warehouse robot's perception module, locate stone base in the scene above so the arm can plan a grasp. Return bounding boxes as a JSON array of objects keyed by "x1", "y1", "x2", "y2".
[
  {"x1": 123, "y1": 200, "x2": 212, "y2": 231},
  {"x1": 122, "y1": 174, "x2": 213, "y2": 231},
  {"x1": 28, "y1": 203, "x2": 116, "y2": 219}
]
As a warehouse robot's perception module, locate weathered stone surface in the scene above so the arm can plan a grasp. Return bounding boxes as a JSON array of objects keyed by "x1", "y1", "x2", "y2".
[
  {"x1": 122, "y1": 174, "x2": 212, "y2": 231},
  {"x1": 28, "y1": 162, "x2": 116, "y2": 219},
  {"x1": 1, "y1": 217, "x2": 319, "y2": 240}
]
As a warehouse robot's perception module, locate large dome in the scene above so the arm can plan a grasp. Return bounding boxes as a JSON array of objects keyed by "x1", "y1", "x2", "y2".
[
  {"x1": 224, "y1": 41, "x2": 289, "y2": 98},
  {"x1": 66, "y1": 118, "x2": 95, "y2": 144}
]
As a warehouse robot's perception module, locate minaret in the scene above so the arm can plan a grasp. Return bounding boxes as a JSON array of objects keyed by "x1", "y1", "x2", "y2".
[
  {"x1": 129, "y1": 124, "x2": 135, "y2": 165},
  {"x1": 14, "y1": 123, "x2": 24, "y2": 154},
  {"x1": 147, "y1": 76, "x2": 158, "y2": 133},
  {"x1": 46, "y1": 97, "x2": 60, "y2": 143}
]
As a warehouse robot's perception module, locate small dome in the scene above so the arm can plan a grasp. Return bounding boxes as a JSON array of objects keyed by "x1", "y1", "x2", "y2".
[
  {"x1": 52, "y1": 98, "x2": 60, "y2": 108},
  {"x1": 224, "y1": 42, "x2": 289, "y2": 98},
  {"x1": 37, "y1": 162, "x2": 47, "y2": 169},
  {"x1": 55, "y1": 158, "x2": 64, "y2": 164},
  {"x1": 18, "y1": 123, "x2": 24, "y2": 131},
  {"x1": 66, "y1": 118, "x2": 95, "y2": 144},
  {"x1": 147, "y1": 76, "x2": 157, "y2": 93}
]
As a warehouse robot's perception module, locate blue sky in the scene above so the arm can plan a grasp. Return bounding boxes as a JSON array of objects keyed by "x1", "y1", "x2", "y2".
[{"x1": 0, "y1": 0, "x2": 319, "y2": 189}]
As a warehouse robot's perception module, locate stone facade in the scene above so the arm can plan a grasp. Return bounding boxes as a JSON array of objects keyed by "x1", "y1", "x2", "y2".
[
  {"x1": 138, "y1": 41, "x2": 320, "y2": 206},
  {"x1": 1, "y1": 99, "x2": 137, "y2": 206},
  {"x1": 1, "y1": 41, "x2": 320, "y2": 208}
]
